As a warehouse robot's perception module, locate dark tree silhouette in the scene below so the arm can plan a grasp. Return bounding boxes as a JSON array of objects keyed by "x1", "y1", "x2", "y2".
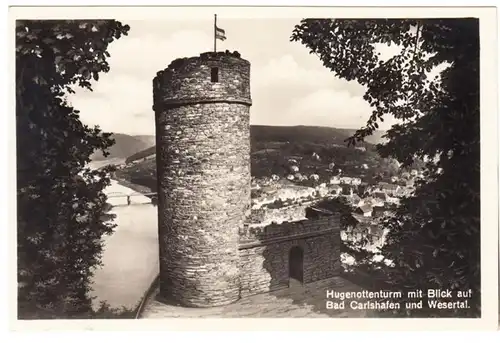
[
  {"x1": 292, "y1": 19, "x2": 480, "y2": 317},
  {"x1": 16, "y1": 20, "x2": 130, "y2": 318}
]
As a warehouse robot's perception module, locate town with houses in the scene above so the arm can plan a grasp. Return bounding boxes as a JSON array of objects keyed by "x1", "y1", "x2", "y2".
[{"x1": 247, "y1": 152, "x2": 424, "y2": 266}]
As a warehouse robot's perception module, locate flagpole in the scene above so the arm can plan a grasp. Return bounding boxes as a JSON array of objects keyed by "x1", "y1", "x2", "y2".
[{"x1": 214, "y1": 14, "x2": 217, "y2": 52}]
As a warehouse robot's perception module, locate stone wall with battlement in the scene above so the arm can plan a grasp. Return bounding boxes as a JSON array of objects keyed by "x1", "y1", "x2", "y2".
[
  {"x1": 245, "y1": 204, "x2": 309, "y2": 228},
  {"x1": 238, "y1": 215, "x2": 342, "y2": 297},
  {"x1": 240, "y1": 215, "x2": 340, "y2": 243}
]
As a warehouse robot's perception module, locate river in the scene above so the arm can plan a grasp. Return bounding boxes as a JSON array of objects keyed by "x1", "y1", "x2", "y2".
[{"x1": 87, "y1": 159, "x2": 159, "y2": 311}]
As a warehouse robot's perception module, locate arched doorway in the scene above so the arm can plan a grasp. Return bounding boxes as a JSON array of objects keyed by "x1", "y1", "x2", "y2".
[{"x1": 289, "y1": 246, "x2": 304, "y2": 283}]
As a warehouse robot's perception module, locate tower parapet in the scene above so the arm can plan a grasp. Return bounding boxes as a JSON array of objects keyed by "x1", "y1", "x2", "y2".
[{"x1": 153, "y1": 51, "x2": 252, "y2": 110}]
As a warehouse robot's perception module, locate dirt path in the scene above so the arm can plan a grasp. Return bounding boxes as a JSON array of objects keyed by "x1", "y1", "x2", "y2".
[{"x1": 141, "y1": 277, "x2": 378, "y2": 318}]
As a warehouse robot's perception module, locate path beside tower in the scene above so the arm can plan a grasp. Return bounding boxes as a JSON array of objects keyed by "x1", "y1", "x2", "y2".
[{"x1": 141, "y1": 276, "x2": 378, "y2": 318}]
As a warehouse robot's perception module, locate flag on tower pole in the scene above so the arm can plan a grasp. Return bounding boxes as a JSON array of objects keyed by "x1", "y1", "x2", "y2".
[{"x1": 214, "y1": 14, "x2": 226, "y2": 52}]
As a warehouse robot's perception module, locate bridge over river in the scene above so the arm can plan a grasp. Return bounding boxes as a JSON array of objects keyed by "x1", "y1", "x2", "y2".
[{"x1": 105, "y1": 180, "x2": 157, "y2": 207}]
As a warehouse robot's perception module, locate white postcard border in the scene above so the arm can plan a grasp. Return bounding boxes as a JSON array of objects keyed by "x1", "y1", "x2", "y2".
[{"x1": 6, "y1": 5, "x2": 499, "y2": 332}]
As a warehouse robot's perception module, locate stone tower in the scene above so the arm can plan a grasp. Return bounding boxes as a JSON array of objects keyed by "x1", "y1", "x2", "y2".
[{"x1": 152, "y1": 51, "x2": 252, "y2": 308}]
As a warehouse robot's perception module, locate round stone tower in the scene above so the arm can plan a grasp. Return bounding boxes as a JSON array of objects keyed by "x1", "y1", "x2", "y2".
[{"x1": 152, "y1": 51, "x2": 252, "y2": 308}]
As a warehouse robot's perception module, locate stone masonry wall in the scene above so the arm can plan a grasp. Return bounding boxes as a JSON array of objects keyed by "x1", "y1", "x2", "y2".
[
  {"x1": 240, "y1": 214, "x2": 340, "y2": 242},
  {"x1": 246, "y1": 203, "x2": 309, "y2": 228},
  {"x1": 154, "y1": 52, "x2": 251, "y2": 308},
  {"x1": 239, "y1": 216, "x2": 342, "y2": 297}
]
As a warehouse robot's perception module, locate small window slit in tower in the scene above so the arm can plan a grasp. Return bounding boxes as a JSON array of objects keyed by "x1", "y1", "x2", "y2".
[{"x1": 211, "y1": 67, "x2": 219, "y2": 82}]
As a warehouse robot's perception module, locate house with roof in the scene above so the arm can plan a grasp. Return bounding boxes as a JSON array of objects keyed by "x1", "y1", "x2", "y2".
[
  {"x1": 372, "y1": 191, "x2": 388, "y2": 202},
  {"x1": 355, "y1": 204, "x2": 373, "y2": 217}
]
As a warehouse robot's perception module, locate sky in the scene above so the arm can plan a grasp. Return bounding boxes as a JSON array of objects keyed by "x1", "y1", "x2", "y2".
[{"x1": 68, "y1": 18, "x2": 402, "y2": 136}]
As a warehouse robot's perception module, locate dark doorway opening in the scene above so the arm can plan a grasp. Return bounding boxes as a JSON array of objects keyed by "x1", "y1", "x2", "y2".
[
  {"x1": 289, "y1": 246, "x2": 304, "y2": 284},
  {"x1": 211, "y1": 67, "x2": 219, "y2": 82}
]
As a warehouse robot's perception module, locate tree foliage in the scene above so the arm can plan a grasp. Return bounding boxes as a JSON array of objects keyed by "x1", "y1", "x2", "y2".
[
  {"x1": 16, "y1": 20, "x2": 130, "y2": 317},
  {"x1": 291, "y1": 19, "x2": 480, "y2": 317}
]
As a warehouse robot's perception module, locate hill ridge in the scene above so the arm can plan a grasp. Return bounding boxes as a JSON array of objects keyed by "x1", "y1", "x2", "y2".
[{"x1": 96, "y1": 125, "x2": 386, "y2": 164}]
